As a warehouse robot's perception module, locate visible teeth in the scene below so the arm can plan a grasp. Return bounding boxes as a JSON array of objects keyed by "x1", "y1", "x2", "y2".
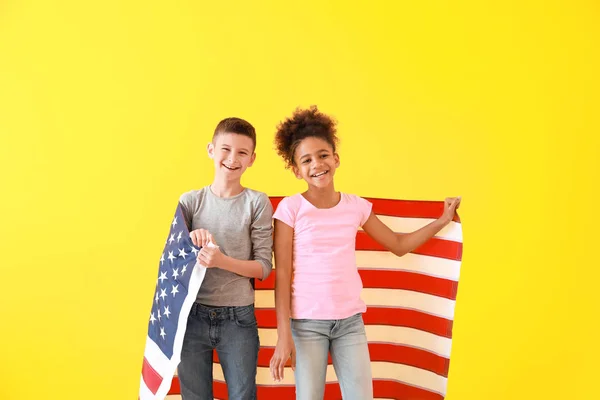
[
  {"x1": 223, "y1": 164, "x2": 239, "y2": 170},
  {"x1": 312, "y1": 171, "x2": 327, "y2": 177}
]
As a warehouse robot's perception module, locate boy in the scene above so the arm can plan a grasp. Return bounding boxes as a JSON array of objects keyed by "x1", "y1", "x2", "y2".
[{"x1": 178, "y1": 117, "x2": 273, "y2": 400}]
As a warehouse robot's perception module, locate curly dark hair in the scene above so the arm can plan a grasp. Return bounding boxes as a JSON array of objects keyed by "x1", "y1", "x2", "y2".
[{"x1": 274, "y1": 105, "x2": 339, "y2": 168}]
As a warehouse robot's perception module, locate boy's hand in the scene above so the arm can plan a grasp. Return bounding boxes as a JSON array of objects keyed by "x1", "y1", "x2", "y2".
[
  {"x1": 189, "y1": 229, "x2": 215, "y2": 248},
  {"x1": 197, "y1": 245, "x2": 224, "y2": 268},
  {"x1": 440, "y1": 196, "x2": 461, "y2": 225}
]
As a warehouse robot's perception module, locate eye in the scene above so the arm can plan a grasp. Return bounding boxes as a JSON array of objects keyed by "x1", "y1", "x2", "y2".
[
  {"x1": 320, "y1": 154, "x2": 328, "y2": 158},
  {"x1": 302, "y1": 159, "x2": 310, "y2": 164},
  {"x1": 222, "y1": 147, "x2": 230, "y2": 152},
  {"x1": 239, "y1": 151, "x2": 248, "y2": 156}
]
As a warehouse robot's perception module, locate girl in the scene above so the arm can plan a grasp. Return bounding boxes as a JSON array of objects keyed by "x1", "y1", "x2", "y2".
[{"x1": 268, "y1": 106, "x2": 460, "y2": 400}]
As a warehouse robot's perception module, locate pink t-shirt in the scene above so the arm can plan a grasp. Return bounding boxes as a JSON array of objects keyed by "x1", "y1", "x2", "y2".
[{"x1": 273, "y1": 193, "x2": 373, "y2": 320}]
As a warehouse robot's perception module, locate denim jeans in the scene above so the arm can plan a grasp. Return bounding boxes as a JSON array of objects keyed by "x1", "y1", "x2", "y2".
[
  {"x1": 178, "y1": 303, "x2": 259, "y2": 400},
  {"x1": 291, "y1": 313, "x2": 373, "y2": 400}
]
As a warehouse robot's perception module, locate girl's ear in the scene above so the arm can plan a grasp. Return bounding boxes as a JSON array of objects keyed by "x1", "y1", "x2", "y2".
[{"x1": 292, "y1": 165, "x2": 302, "y2": 179}]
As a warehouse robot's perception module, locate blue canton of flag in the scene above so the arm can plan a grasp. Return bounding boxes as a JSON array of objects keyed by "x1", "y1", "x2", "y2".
[{"x1": 140, "y1": 205, "x2": 207, "y2": 399}]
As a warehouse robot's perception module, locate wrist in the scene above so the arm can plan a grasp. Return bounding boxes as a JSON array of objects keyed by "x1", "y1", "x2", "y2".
[{"x1": 218, "y1": 254, "x2": 232, "y2": 270}]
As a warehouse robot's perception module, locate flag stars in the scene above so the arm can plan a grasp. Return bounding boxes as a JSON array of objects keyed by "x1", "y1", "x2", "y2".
[
  {"x1": 160, "y1": 288, "x2": 167, "y2": 300},
  {"x1": 160, "y1": 253, "x2": 164, "y2": 265},
  {"x1": 167, "y1": 251, "x2": 176, "y2": 263},
  {"x1": 172, "y1": 216, "x2": 178, "y2": 228},
  {"x1": 169, "y1": 233, "x2": 175, "y2": 245},
  {"x1": 172, "y1": 268, "x2": 179, "y2": 280},
  {"x1": 190, "y1": 246, "x2": 199, "y2": 256},
  {"x1": 157, "y1": 309, "x2": 161, "y2": 321},
  {"x1": 163, "y1": 306, "x2": 171, "y2": 318},
  {"x1": 178, "y1": 248, "x2": 188, "y2": 259},
  {"x1": 155, "y1": 292, "x2": 159, "y2": 304},
  {"x1": 158, "y1": 271, "x2": 168, "y2": 283},
  {"x1": 150, "y1": 312, "x2": 156, "y2": 325},
  {"x1": 177, "y1": 231, "x2": 182, "y2": 242},
  {"x1": 181, "y1": 263, "x2": 188, "y2": 274},
  {"x1": 171, "y1": 284, "x2": 179, "y2": 297},
  {"x1": 160, "y1": 327, "x2": 166, "y2": 339}
]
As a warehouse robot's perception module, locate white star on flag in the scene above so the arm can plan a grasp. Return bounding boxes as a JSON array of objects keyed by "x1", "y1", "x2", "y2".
[
  {"x1": 158, "y1": 271, "x2": 168, "y2": 283},
  {"x1": 178, "y1": 248, "x2": 188, "y2": 259}
]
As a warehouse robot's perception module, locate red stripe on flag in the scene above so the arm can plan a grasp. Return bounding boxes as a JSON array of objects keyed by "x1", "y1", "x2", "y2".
[
  {"x1": 141, "y1": 357, "x2": 163, "y2": 394},
  {"x1": 365, "y1": 197, "x2": 461, "y2": 223},
  {"x1": 169, "y1": 377, "x2": 444, "y2": 399},
  {"x1": 215, "y1": 343, "x2": 449, "y2": 376},
  {"x1": 270, "y1": 196, "x2": 460, "y2": 223},
  {"x1": 255, "y1": 307, "x2": 453, "y2": 338},
  {"x1": 256, "y1": 269, "x2": 457, "y2": 300},
  {"x1": 356, "y1": 232, "x2": 463, "y2": 261}
]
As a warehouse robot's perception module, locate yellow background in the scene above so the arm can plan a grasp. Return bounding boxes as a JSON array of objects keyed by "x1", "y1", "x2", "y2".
[{"x1": 1, "y1": 1, "x2": 598, "y2": 399}]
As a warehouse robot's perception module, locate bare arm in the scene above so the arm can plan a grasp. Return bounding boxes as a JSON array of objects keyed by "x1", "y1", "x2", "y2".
[
  {"x1": 273, "y1": 219, "x2": 294, "y2": 333},
  {"x1": 362, "y1": 196, "x2": 461, "y2": 256},
  {"x1": 269, "y1": 219, "x2": 296, "y2": 381}
]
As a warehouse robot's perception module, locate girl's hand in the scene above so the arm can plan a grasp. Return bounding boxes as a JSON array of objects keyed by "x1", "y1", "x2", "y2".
[
  {"x1": 189, "y1": 228, "x2": 215, "y2": 248},
  {"x1": 440, "y1": 196, "x2": 461, "y2": 225},
  {"x1": 197, "y1": 245, "x2": 223, "y2": 268},
  {"x1": 269, "y1": 332, "x2": 296, "y2": 382}
]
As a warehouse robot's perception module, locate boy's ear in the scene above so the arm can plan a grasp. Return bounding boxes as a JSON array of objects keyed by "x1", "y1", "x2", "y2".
[
  {"x1": 248, "y1": 152, "x2": 256, "y2": 167},
  {"x1": 207, "y1": 142, "x2": 214, "y2": 159}
]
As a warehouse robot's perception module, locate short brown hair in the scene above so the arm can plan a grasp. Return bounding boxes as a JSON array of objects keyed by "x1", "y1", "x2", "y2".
[
  {"x1": 274, "y1": 105, "x2": 338, "y2": 168},
  {"x1": 213, "y1": 117, "x2": 257, "y2": 150}
]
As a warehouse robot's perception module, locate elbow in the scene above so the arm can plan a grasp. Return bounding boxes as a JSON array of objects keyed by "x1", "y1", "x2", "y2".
[{"x1": 392, "y1": 247, "x2": 409, "y2": 257}]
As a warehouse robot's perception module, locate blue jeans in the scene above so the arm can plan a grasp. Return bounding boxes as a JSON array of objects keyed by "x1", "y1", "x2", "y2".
[
  {"x1": 291, "y1": 313, "x2": 373, "y2": 400},
  {"x1": 178, "y1": 303, "x2": 259, "y2": 400}
]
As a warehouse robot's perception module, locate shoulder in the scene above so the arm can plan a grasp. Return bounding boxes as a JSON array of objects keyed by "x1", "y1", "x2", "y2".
[
  {"x1": 276, "y1": 193, "x2": 303, "y2": 211},
  {"x1": 244, "y1": 188, "x2": 273, "y2": 211},
  {"x1": 341, "y1": 192, "x2": 371, "y2": 206},
  {"x1": 179, "y1": 187, "x2": 208, "y2": 204}
]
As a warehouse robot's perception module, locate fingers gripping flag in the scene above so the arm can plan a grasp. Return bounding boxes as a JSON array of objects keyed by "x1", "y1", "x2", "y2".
[
  {"x1": 139, "y1": 205, "x2": 207, "y2": 399},
  {"x1": 165, "y1": 197, "x2": 463, "y2": 400}
]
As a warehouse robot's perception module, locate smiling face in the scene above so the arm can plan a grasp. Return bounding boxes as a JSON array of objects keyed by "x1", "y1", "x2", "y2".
[
  {"x1": 292, "y1": 136, "x2": 340, "y2": 189},
  {"x1": 208, "y1": 132, "x2": 256, "y2": 182}
]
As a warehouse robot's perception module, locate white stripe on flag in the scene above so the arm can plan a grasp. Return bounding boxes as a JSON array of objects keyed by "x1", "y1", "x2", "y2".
[
  {"x1": 360, "y1": 217, "x2": 462, "y2": 242},
  {"x1": 355, "y1": 251, "x2": 461, "y2": 281},
  {"x1": 255, "y1": 289, "x2": 456, "y2": 320},
  {"x1": 257, "y1": 325, "x2": 452, "y2": 358}
]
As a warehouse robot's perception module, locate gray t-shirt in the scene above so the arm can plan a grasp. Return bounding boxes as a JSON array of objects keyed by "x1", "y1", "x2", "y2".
[{"x1": 179, "y1": 186, "x2": 273, "y2": 306}]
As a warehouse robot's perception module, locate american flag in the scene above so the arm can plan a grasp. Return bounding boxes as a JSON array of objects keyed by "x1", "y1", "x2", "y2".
[
  {"x1": 165, "y1": 197, "x2": 463, "y2": 400},
  {"x1": 139, "y1": 205, "x2": 208, "y2": 400}
]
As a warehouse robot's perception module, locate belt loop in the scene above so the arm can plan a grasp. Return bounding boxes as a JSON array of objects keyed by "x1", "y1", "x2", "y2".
[{"x1": 229, "y1": 307, "x2": 235, "y2": 321}]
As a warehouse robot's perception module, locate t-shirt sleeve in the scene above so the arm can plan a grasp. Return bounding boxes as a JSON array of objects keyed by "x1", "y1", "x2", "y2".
[
  {"x1": 273, "y1": 196, "x2": 296, "y2": 228},
  {"x1": 358, "y1": 196, "x2": 373, "y2": 227},
  {"x1": 178, "y1": 191, "x2": 195, "y2": 231},
  {"x1": 251, "y1": 193, "x2": 274, "y2": 281}
]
